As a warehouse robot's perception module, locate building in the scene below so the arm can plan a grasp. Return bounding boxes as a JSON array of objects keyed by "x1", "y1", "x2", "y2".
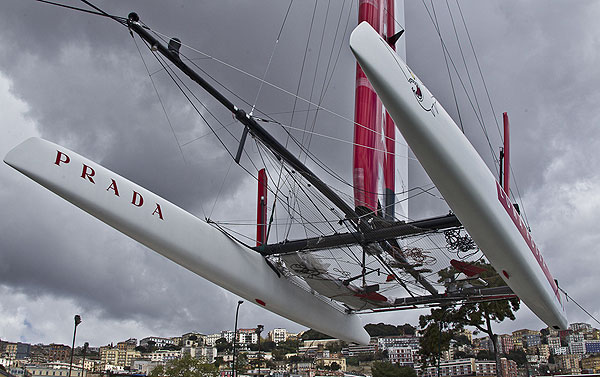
[
  {"x1": 149, "y1": 350, "x2": 180, "y2": 363},
  {"x1": 555, "y1": 354, "x2": 582, "y2": 374},
  {"x1": 205, "y1": 333, "x2": 222, "y2": 347},
  {"x1": 570, "y1": 323, "x2": 592, "y2": 333},
  {"x1": 499, "y1": 357, "x2": 518, "y2": 377},
  {"x1": 498, "y1": 334, "x2": 514, "y2": 354},
  {"x1": 586, "y1": 340, "x2": 600, "y2": 354},
  {"x1": 570, "y1": 341, "x2": 585, "y2": 355},
  {"x1": 548, "y1": 336, "x2": 561, "y2": 353},
  {"x1": 386, "y1": 346, "x2": 416, "y2": 367},
  {"x1": 26, "y1": 363, "x2": 84, "y2": 377},
  {"x1": 237, "y1": 329, "x2": 258, "y2": 345},
  {"x1": 268, "y1": 329, "x2": 287, "y2": 344},
  {"x1": 139, "y1": 337, "x2": 176, "y2": 349},
  {"x1": 343, "y1": 338, "x2": 377, "y2": 357},
  {"x1": 377, "y1": 335, "x2": 420, "y2": 350},
  {"x1": 181, "y1": 346, "x2": 217, "y2": 363},
  {"x1": 315, "y1": 356, "x2": 346, "y2": 371},
  {"x1": 582, "y1": 354, "x2": 600, "y2": 373},
  {"x1": 99, "y1": 343, "x2": 140, "y2": 368},
  {"x1": 47, "y1": 345, "x2": 71, "y2": 363}
]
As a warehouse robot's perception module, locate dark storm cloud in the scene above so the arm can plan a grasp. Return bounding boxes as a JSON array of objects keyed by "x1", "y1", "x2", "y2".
[{"x1": 1, "y1": 0, "x2": 599, "y2": 345}]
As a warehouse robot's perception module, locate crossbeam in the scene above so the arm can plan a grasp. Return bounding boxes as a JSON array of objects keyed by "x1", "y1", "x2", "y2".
[{"x1": 254, "y1": 214, "x2": 460, "y2": 255}]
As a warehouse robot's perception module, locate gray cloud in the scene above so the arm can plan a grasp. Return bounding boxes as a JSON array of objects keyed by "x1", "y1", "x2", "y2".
[{"x1": 1, "y1": 0, "x2": 599, "y2": 346}]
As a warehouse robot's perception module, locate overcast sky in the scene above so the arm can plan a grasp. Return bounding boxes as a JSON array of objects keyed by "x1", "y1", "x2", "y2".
[{"x1": 1, "y1": 1, "x2": 599, "y2": 347}]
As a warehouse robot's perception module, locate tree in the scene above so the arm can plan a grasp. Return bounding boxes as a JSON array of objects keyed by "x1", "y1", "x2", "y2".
[
  {"x1": 506, "y1": 349, "x2": 527, "y2": 366},
  {"x1": 214, "y1": 338, "x2": 231, "y2": 353},
  {"x1": 148, "y1": 354, "x2": 218, "y2": 377},
  {"x1": 419, "y1": 261, "x2": 520, "y2": 371},
  {"x1": 301, "y1": 329, "x2": 331, "y2": 340},
  {"x1": 329, "y1": 362, "x2": 341, "y2": 371},
  {"x1": 371, "y1": 361, "x2": 416, "y2": 377}
]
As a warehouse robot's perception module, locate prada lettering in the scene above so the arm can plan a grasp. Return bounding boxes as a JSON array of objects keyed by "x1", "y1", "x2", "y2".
[{"x1": 54, "y1": 150, "x2": 164, "y2": 220}]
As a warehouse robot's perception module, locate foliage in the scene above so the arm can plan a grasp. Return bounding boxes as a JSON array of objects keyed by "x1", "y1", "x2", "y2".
[
  {"x1": 329, "y1": 362, "x2": 341, "y2": 371},
  {"x1": 364, "y1": 323, "x2": 416, "y2": 337},
  {"x1": 215, "y1": 338, "x2": 231, "y2": 353},
  {"x1": 419, "y1": 261, "x2": 519, "y2": 366},
  {"x1": 476, "y1": 350, "x2": 494, "y2": 360},
  {"x1": 371, "y1": 361, "x2": 417, "y2": 377},
  {"x1": 148, "y1": 355, "x2": 218, "y2": 377},
  {"x1": 325, "y1": 340, "x2": 346, "y2": 354},
  {"x1": 301, "y1": 329, "x2": 331, "y2": 340},
  {"x1": 346, "y1": 356, "x2": 359, "y2": 366},
  {"x1": 506, "y1": 349, "x2": 527, "y2": 366}
]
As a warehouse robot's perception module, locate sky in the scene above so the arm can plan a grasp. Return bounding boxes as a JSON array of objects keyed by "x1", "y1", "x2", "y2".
[{"x1": 1, "y1": 0, "x2": 599, "y2": 347}]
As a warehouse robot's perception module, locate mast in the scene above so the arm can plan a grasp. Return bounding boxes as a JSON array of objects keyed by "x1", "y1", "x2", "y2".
[
  {"x1": 353, "y1": 0, "x2": 383, "y2": 215},
  {"x1": 383, "y1": 0, "x2": 396, "y2": 220}
]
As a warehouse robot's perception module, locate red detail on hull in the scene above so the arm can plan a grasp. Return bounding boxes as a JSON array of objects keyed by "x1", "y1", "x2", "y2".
[
  {"x1": 496, "y1": 182, "x2": 560, "y2": 303},
  {"x1": 502, "y1": 270, "x2": 510, "y2": 279},
  {"x1": 355, "y1": 291, "x2": 388, "y2": 302},
  {"x1": 450, "y1": 259, "x2": 487, "y2": 277},
  {"x1": 257, "y1": 168, "x2": 267, "y2": 246},
  {"x1": 255, "y1": 298, "x2": 266, "y2": 306}
]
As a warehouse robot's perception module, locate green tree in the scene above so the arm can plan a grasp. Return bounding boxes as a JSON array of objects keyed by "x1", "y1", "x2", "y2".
[
  {"x1": 215, "y1": 338, "x2": 231, "y2": 353},
  {"x1": 371, "y1": 361, "x2": 417, "y2": 377},
  {"x1": 506, "y1": 349, "x2": 527, "y2": 366},
  {"x1": 301, "y1": 329, "x2": 331, "y2": 340},
  {"x1": 329, "y1": 362, "x2": 341, "y2": 371},
  {"x1": 148, "y1": 355, "x2": 218, "y2": 377},
  {"x1": 419, "y1": 262, "x2": 519, "y2": 369}
]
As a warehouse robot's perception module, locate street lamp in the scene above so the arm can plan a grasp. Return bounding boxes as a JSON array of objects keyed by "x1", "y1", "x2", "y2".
[
  {"x1": 68, "y1": 315, "x2": 82, "y2": 377},
  {"x1": 81, "y1": 342, "x2": 89, "y2": 377},
  {"x1": 256, "y1": 325, "x2": 264, "y2": 376},
  {"x1": 232, "y1": 301, "x2": 243, "y2": 377}
]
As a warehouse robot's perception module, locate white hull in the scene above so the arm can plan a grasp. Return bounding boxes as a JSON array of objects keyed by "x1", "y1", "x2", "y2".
[
  {"x1": 4, "y1": 137, "x2": 370, "y2": 344},
  {"x1": 350, "y1": 22, "x2": 568, "y2": 329}
]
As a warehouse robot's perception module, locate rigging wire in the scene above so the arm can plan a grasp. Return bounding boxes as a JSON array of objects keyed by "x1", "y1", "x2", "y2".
[
  {"x1": 558, "y1": 287, "x2": 600, "y2": 327},
  {"x1": 429, "y1": 0, "x2": 464, "y2": 133},
  {"x1": 250, "y1": 0, "x2": 294, "y2": 116},
  {"x1": 131, "y1": 35, "x2": 187, "y2": 164}
]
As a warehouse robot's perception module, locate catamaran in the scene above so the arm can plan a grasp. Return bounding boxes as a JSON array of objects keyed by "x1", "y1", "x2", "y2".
[{"x1": 4, "y1": 0, "x2": 567, "y2": 344}]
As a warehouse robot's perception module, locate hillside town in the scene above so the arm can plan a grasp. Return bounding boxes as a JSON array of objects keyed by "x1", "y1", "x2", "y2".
[{"x1": 2, "y1": 322, "x2": 600, "y2": 377}]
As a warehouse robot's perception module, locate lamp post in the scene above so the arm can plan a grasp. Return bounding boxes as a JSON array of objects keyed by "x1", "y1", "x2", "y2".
[
  {"x1": 256, "y1": 325, "x2": 264, "y2": 377},
  {"x1": 68, "y1": 315, "x2": 82, "y2": 377},
  {"x1": 232, "y1": 300, "x2": 243, "y2": 377},
  {"x1": 81, "y1": 342, "x2": 89, "y2": 377}
]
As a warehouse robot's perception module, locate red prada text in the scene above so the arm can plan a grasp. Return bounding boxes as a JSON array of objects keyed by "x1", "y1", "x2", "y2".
[{"x1": 54, "y1": 150, "x2": 164, "y2": 220}]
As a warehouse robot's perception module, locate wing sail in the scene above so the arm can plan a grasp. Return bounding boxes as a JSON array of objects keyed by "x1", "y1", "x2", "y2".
[{"x1": 4, "y1": 137, "x2": 370, "y2": 344}]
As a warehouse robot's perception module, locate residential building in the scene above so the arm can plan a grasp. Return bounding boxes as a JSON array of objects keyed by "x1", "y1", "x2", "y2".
[
  {"x1": 548, "y1": 336, "x2": 561, "y2": 353},
  {"x1": 343, "y1": 338, "x2": 377, "y2": 357},
  {"x1": 498, "y1": 334, "x2": 514, "y2": 354},
  {"x1": 139, "y1": 337, "x2": 176, "y2": 349},
  {"x1": 570, "y1": 341, "x2": 585, "y2": 355},
  {"x1": 386, "y1": 346, "x2": 415, "y2": 367},
  {"x1": 499, "y1": 357, "x2": 518, "y2": 377},
  {"x1": 181, "y1": 346, "x2": 217, "y2": 363},
  {"x1": 237, "y1": 329, "x2": 258, "y2": 344},
  {"x1": 570, "y1": 323, "x2": 592, "y2": 333},
  {"x1": 47, "y1": 344, "x2": 71, "y2": 363},
  {"x1": 100, "y1": 343, "x2": 140, "y2": 368},
  {"x1": 582, "y1": 354, "x2": 600, "y2": 373},
  {"x1": 149, "y1": 350, "x2": 180, "y2": 363},
  {"x1": 205, "y1": 333, "x2": 222, "y2": 347},
  {"x1": 221, "y1": 331, "x2": 235, "y2": 344},
  {"x1": 268, "y1": 328, "x2": 287, "y2": 344},
  {"x1": 315, "y1": 356, "x2": 346, "y2": 371},
  {"x1": 555, "y1": 354, "x2": 582, "y2": 374},
  {"x1": 26, "y1": 363, "x2": 84, "y2": 377},
  {"x1": 377, "y1": 335, "x2": 420, "y2": 350},
  {"x1": 553, "y1": 346, "x2": 568, "y2": 356},
  {"x1": 537, "y1": 344, "x2": 550, "y2": 363},
  {"x1": 586, "y1": 340, "x2": 600, "y2": 354}
]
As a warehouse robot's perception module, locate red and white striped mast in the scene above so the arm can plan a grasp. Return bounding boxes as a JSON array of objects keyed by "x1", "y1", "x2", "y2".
[{"x1": 353, "y1": 0, "x2": 407, "y2": 220}]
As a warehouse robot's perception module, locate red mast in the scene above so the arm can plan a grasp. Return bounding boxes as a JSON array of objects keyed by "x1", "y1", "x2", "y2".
[
  {"x1": 383, "y1": 0, "x2": 396, "y2": 220},
  {"x1": 257, "y1": 168, "x2": 267, "y2": 246},
  {"x1": 503, "y1": 112, "x2": 510, "y2": 195},
  {"x1": 353, "y1": 0, "x2": 384, "y2": 214}
]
